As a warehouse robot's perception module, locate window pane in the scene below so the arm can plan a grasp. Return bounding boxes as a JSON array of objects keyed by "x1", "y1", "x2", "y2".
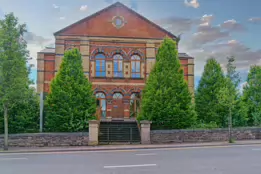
[
  {"x1": 95, "y1": 54, "x2": 105, "y2": 59},
  {"x1": 136, "y1": 62, "x2": 140, "y2": 72},
  {"x1": 114, "y1": 61, "x2": 118, "y2": 71},
  {"x1": 131, "y1": 62, "x2": 136, "y2": 72},
  {"x1": 132, "y1": 72, "x2": 141, "y2": 78},
  {"x1": 119, "y1": 61, "x2": 122, "y2": 71},
  {"x1": 96, "y1": 59, "x2": 106, "y2": 77},
  {"x1": 101, "y1": 60, "x2": 106, "y2": 71}
]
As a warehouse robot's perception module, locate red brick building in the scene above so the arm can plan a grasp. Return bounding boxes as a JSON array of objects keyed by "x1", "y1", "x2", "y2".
[{"x1": 37, "y1": 2, "x2": 194, "y2": 120}]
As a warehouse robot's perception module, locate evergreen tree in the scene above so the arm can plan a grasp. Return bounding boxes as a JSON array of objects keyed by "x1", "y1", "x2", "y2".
[
  {"x1": 45, "y1": 48, "x2": 96, "y2": 132},
  {"x1": 0, "y1": 13, "x2": 36, "y2": 150},
  {"x1": 226, "y1": 56, "x2": 240, "y2": 87},
  {"x1": 241, "y1": 65, "x2": 261, "y2": 126},
  {"x1": 225, "y1": 56, "x2": 248, "y2": 127},
  {"x1": 138, "y1": 37, "x2": 196, "y2": 129},
  {"x1": 195, "y1": 58, "x2": 227, "y2": 127}
]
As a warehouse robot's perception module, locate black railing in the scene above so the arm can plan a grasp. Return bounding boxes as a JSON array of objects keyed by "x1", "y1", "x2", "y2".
[{"x1": 99, "y1": 121, "x2": 141, "y2": 144}]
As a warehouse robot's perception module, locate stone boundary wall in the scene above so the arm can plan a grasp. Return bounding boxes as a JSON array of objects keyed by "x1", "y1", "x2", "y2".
[
  {"x1": 0, "y1": 132, "x2": 89, "y2": 147},
  {"x1": 151, "y1": 128, "x2": 261, "y2": 144}
]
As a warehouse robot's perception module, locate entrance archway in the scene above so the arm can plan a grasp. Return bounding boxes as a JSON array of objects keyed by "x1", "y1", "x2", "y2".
[
  {"x1": 130, "y1": 93, "x2": 141, "y2": 118},
  {"x1": 96, "y1": 92, "x2": 106, "y2": 118},
  {"x1": 111, "y1": 92, "x2": 124, "y2": 119}
]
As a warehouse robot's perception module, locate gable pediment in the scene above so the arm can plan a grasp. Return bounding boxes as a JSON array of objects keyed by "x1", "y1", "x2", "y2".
[{"x1": 54, "y1": 2, "x2": 176, "y2": 39}]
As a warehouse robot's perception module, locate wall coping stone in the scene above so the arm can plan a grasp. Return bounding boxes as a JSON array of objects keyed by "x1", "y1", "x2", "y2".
[
  {"x1": 140, "y1": 120, "x2": 152, "y2": 124},
  {"x1": 0, "y1": 132, "x2": 89, "y2": 138},
  {"x1": 151, "y1": 127, "x2": 261, "y2": 134}
]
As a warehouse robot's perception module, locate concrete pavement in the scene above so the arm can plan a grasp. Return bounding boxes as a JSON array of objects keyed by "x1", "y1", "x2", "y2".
[
  {"x1": 0, "y1": 144, "x2": 261, "y2": 174},
  {"x1": 1, "y1": 140, "x2": 261, "y2": 153}
]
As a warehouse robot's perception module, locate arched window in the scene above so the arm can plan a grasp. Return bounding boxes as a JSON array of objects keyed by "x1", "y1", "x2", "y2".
[
  {"x1": 95, "y1": 92, "x2": 106, "y2": 118},
  {"x1": 113, "y1": 54, "x2": 123, "y2": 77},
  {"x1": 131, "y1": 55, "x2": 141, "y2": 78},
  {"x1": 113, "y1": 92, "x2": 123, "y2": 99},
  {"x1": 95, "y1": 54, "x2": 106, "y2": 77}
]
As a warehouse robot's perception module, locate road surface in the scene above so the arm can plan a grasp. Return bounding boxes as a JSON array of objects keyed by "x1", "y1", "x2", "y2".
[{"x1": 0, "y1": 144, "x2": 261, "y2": 174}]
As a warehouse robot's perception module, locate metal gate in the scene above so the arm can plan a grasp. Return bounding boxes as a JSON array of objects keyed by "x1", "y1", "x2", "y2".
[{"x1": 98, "y1": 121, "x2": 141, "y2": 144}]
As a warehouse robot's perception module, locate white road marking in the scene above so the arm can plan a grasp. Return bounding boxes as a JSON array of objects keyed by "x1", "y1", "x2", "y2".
[
  {"x1": 135, "y1": 153, "x2": 156, "y2": 156},
  {"x1": 104, "y1": 164, "x2": 157, "y2": 169},
  {"x1": 252, "y1": 148, "x2": 261, "y2": 151},
  {"x1": 0, "y1": 157, "x2": 28, "y2": 161}
]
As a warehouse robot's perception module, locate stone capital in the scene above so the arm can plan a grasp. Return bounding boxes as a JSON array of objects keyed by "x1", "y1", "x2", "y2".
[
  {"x1": 89, "y1": 120, "x2": 99, "y2": 124},
  {"x1": 140, "y1": 120, "x2": 152, "y2": 124}
]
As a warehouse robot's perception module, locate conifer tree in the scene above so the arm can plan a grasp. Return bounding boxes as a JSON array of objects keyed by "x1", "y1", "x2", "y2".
[
  {"x1": 139, "y1": 37, "x2": 196, "y2": 129},
  {"x1": 241, "y1": 65, "x2": 261, "y2": 126},
  {"x1": 195, "y1": 58, "x2": 227, "y2": 127},
  {"x1": 45, "y1": 48, "x2": 96, "y2": 132},
  {"x1": 225, "y1": 56, "x2": 248, "y2": 127}
]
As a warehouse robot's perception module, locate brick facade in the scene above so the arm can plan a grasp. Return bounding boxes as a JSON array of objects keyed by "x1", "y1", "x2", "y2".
[{"x1": 37, "y1": 2, "x2": 195, "y2": 119}]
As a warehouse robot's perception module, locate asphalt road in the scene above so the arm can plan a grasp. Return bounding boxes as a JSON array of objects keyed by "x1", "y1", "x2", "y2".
[{"x1": 1, "y1": 145, "x2": 261, "y2": 174}]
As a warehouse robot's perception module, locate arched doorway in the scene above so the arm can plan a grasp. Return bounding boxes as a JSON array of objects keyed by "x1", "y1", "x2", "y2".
[
  {"x1": 96, "y1": 92, "x2": 106, "y2": 118},
  {"x1": 130, "y1": 93, "x2": 141, "y2": 118},
  {"x1": 112, "y1": 92, "x2": 124, "y2": 119}
]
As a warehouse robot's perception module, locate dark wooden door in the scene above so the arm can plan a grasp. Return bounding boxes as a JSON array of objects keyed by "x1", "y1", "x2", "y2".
[{"x1": 111, "y1": 99, "x2": 124, "y2": 119}]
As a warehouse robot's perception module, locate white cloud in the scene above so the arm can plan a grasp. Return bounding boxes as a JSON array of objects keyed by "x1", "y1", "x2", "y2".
[
  {"x1": 155, "y1": 17, "x2": 199, "y2": 34},
  {"x1": 249, "y1": 17, "x2": 261, "y2": 23},
  {"x1": 201, "y1": 14, "x2": 214, "y2": 24},
  {"x1": 59, "y1": 16, "x2": 65, "y2": 20},
  {"x1": 52, "y1": 4, "x2": 59, "y2": 9},
  {"x1": 27, "y1": 44, "x2": 45, "y2": 69},
  {"x1": 80, "y1": 5, "x2": 88, "y2": 11},
  {"x1": 220, "y1": 19, "x2": 246, "y2": 32},
  {"x1": 184, "y1": 0, "x2": 200, "y2": 8},
  {"x1": 24, "y1": 32, "x2": 53, "y2": 46}
]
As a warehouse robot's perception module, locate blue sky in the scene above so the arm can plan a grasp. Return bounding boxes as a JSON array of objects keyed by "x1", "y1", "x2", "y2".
[{"x1": 0, "y1": 0, "x2": 260, "y2": 88}]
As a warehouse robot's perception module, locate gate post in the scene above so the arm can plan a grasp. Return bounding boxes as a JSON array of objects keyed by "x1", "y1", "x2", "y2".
[
  {"x1": 140, "y1": 120, "x2": 152, "y2": 144},
  {"x1": 88, "y1": 120, "x2": 99, "y2": 146}
]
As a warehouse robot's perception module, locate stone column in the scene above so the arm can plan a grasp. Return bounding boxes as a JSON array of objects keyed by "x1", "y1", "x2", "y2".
[
  {"x1": 187, "y1": 58, "x2": 195, "y2": 96},
  {"x1": 140, "y1": 120, "x2": 152, "y2": 144},
  {"x1": 88, "y1": 120, "x2": 99, "y2": 146},
  {"x1": 145, "y1": 42, "x2": 156, "y2": 78}
]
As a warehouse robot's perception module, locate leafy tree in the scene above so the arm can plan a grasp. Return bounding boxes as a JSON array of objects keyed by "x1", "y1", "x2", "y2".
[
  {"x1": 0, "y1": 13, "x2": 35, "y2": 150},
  {"x1": 0, "y1": 88, "x2": 39, "y2": 134},
  {"x1": 241, "y1": 65, "x2": 261, "y2": 126},
  {"x1": 138, "y1": 37, "x2": 196, "y2": 129},
  {"x1": 45, "y1": 48, "x2": 96, "y2": 132},
  {"x1": 226, "y1": 56, "x2": 240, "y2": 87},
  {"x1": 225, "y1": 56, "x2": 248, "y2": 127},
  {"x1": 195, "y1": 58, "x2": 227, "y2": 127},
  {"x1": 217, "y1": 77, "x2": 236, "y2": 142}
]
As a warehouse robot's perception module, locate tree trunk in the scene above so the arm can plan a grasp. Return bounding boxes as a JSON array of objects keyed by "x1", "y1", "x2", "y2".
[
  {"x1": 228, "y1": 106, "x2": 232, "y2": 143},
  {"x1": 4, "y1": 105, "x2": 8, "y2": 150}
]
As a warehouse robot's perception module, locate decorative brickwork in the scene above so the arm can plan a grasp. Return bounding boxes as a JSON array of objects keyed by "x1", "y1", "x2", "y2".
[{"x1": 36, "y1": 2, "x2": 195, "y2": 118}]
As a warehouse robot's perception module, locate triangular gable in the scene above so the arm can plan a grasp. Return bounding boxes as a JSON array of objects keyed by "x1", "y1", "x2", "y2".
[{"x1": 54, "y1": 2, "x2": 176, "y2": 39}]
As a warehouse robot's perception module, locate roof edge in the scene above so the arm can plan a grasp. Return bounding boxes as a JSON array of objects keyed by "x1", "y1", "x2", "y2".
[{"x1": 53, "y1": 2, "x2": 176, "y2": 39}]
